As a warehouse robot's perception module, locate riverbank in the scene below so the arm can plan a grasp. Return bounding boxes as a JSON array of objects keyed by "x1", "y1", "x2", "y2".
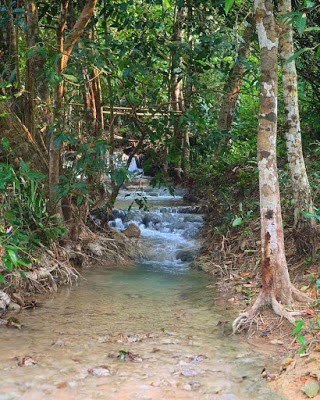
[
  {"x1": 188, "y1": 174, "x2": 320, "y2": 399},
  {"x1": 0, "y1": 225, "x2": 138, "y2": 320}
]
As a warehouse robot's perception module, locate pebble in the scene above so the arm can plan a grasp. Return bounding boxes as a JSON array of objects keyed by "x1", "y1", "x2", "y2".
[{"x1": 88, "y1": 366, "x2": 111, "y2": 376}]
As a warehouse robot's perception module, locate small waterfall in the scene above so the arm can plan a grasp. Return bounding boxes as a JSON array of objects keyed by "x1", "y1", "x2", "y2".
[
  {"x1": 109, "y1": 187, "x2": 203, "y2": 273},
  {"x1": 128, "y1": 157, "x2": 143, "y2": 174}
]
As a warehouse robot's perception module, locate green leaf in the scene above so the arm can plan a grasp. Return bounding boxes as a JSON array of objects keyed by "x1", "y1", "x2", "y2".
[
  {"x1": 0, "y1": 273, "x2": 6, "y2": 284},
  {"x1": 1, "y1": 137, "x2": 10, "y2": 150},
  {"x1": 62, "y1": 73, "x2": 79, "y2": 83},
  {"x1": 7, "y1": 249, "x2": 18, "y2": 267},
  {"x1": 293, "y1": 319, "x2": 304, "y2": 334},
  {"x1": 285, "y1": 47, "x2": 311, "y2": 64},
  {"x1": 225, "y1": 0, "x2": 235, "y2": 14},
  {"x1": 12, "y1": 8, "x2": 26, "y2": 14},
  {"x1": 232, "y1": 217, "x2": 243, "y2": 227},
  {"x1": 304, "y1": 27, "x2": 320, "y2": 32},
  {"x1": 295, "y1": 13, "x2": 307, "y2": 36},
  {"x1": 305, "y1": 1, "x2": 315, "y2": 8},
  {"x1": 76, "y1": 195, "x2": 83, "y2": 206}
]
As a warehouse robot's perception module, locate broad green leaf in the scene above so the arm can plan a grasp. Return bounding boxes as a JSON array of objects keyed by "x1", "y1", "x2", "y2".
[
  {"x1": 7, "y1": 249, "x2": 18, "y2": 267},
  {"x1": 232, "y1": 217, "x2": 243, "y2": 227},
  {"x1": 62, "y1": 73, "x2": 79, "y2": 83},
  {"x1": 76, "y1": 195, "x2": 83, "y2": 206},
  {"x1": 295, "y1": 13, "x2": 307, "y2": 36},
  {"x1": 305, "y1": 1, "x2": 315, "y2": 8},
  {"x1": 225, "y1": 0, "x2": 235, "y2": 14}
]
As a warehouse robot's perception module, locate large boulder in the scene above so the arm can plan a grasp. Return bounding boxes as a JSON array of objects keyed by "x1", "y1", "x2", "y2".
[{"x1": 122, "y1": 223, "x2": 141, "y2": 238}]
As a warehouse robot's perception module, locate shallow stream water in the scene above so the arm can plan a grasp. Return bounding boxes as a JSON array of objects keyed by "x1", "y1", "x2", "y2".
[{"x1": 0, "y1": 185, "x2": 287, "y2": 400}]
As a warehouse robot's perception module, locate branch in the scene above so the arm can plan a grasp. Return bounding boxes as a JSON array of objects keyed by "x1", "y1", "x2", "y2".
[{"x1": 64, "y1": 0, "x2": 97, "y2": 58}]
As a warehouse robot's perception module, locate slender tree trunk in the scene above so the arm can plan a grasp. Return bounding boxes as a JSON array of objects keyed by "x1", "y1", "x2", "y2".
[
  {"x1": 48, "y1": 0, "x2": 97, "y2": 214},
  {"x1": 278, "y1": 0, "x2": 317, "y2": 255},
  {"x1": 170, "y1": 4, "x2": 186, "y2": 182},
  {"x1": 25, "y1": 0, "x2": 50, "y2": 162},
  {"x1": 217, "y1": 21, "x2": 254, "y2": 133},
  {"x1": 233, "y1": 0, "x2": 310, "y2": 332}
]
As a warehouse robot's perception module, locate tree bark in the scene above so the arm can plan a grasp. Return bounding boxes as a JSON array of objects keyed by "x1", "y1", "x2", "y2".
[
  {"x1": 233, "y1": 0, "x2": 310, "y2": 332},
  {"x1": 278, "y1": 0, "x2": 317, "y2": 255},
  {"x1": 25, "y1": 0, "x2": 50, "y2": 162},
  {"x1": 255, "y1": 0, "x2": 292, "y2": 304},
  {"x1": 170, "y1": 4, "x2": 186, "y2": 182},
  {"x1": 217, "y1": 21, "x2": 254, "y2": 133}
]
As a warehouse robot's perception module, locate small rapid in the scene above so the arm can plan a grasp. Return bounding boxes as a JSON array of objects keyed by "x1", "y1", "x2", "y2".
[
  {"x1": 0, "y1": 181, "x2": 286, "y2": 400},
  {"x1": 109, "y1": 190, "x2": 203, "y2": 273}
]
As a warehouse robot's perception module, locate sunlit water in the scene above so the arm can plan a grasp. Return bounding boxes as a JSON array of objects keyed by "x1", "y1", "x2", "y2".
[{"x1": 0, "y1": 190, "x2": 286, "y2": 400}]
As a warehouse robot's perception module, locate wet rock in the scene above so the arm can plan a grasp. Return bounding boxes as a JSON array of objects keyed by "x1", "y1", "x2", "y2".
[
  {"x1": 88, "y1": 365, "x2": 111, "y2": 376},
  {"x1": 7, "y1": 301, "x2": 21, "y2": 312},
  {"x1": 270, "y1": 339, "x2": 284, "y2": 345},
  {"x1": 51, "y1": 339, "x2": 65, "y2": 347},
  {"x1": 0, "y1": 291, "x2": 10, "y2": 311},
  {"x1": 303, "y1": 378, "x2": 320, "y2": 398},
  {"x1": 161, "y1": 338, "x2": 180, "y2": 345},
  {"x1": 107, "y1": 351, "x2": 118, "y2": 359},
  {"x1": 176, "y1": 249, "x2": 196, "y2": 262},
  {"x1": 190, "y1": 355, "x2": 208, "y2": 362},
  {"x1": 180, "y1": 368, "x2": 199, "y2": 377},
  {"x1": 122, "y1": 223, "x2": 141, "y2": 238},
  {"x1": 183, "y1": 380, "x2": 201, "y2": 391}
]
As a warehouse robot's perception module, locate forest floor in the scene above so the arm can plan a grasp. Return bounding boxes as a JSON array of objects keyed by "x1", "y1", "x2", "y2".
[{"x1": 190, "y1": 171, "x2": 320, "y2": 399}]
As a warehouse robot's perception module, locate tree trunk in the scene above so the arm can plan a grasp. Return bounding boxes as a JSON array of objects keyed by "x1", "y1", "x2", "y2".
[
  {"x1": 48, "y1": 0, "x2": 97, "y2": 214},
  {"x1": 278, "y1": 0, "x2": 317, "y2": 255},
  {"x1": 170, "y1": 4, "x2": 186, "y2": 182},
  {"x1": 233, "y1": 0, "x2": 310, "y2": 332},
  {"x1": 25, "y1": 0, "x2": 50, "y2": 166},
  {"x1": 217, "y1": 21, "x2": 254, "y2": 133},
  {"x1": 256, "y1": 0, "x2": 291, "y2": 304}
]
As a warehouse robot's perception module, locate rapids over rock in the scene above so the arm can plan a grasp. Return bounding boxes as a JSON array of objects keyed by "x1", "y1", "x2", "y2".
[{"x1": 0, "y1": 179, "x2": 286, "y2": 400}]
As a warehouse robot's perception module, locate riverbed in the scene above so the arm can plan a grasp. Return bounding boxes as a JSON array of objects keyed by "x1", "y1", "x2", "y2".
[{"x1": 0, "y1": 185, "x2": 287, "y2": 400}]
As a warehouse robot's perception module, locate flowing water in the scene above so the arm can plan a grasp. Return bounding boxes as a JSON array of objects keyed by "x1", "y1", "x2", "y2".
[{"x1": 0, "y1": 184, "x2": 286, "y2": 400}]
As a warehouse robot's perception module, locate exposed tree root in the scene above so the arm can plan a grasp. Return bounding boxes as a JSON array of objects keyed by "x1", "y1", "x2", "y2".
[{"x1": 232, "y1": 287, "x2": 312, "y2": 334}]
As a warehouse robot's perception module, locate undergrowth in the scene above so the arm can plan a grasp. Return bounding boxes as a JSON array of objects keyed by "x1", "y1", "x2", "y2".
[{"x1": 0, "y1": 158, "x2": 66, "y2": 284}]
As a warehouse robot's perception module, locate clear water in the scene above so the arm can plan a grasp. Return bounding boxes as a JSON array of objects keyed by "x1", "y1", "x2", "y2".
[{"x1": 0, "y1": 194, "x2": 287, "y2": 400}]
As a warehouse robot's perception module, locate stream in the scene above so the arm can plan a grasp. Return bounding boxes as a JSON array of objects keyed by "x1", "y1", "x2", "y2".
[{"x1": 0, "y1": 183, "x2": 286, "y2": 400}]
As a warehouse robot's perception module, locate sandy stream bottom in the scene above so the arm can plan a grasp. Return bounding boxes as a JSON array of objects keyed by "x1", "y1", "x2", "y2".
[{"x1": 0, "y1": 266, "x2": 287, "y2": 400}]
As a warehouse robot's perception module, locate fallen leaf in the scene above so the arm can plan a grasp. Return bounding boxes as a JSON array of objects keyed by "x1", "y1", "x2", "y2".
[
  {"x1": 17, "y1": 356, "x2": 37, "y2": 366},
  {"x1": 303, "y1": 378, "x2": 320, "y2": 398},
  {"x1": 56, "y1": 382, "x2": 68, "y2": 389},
  {"x1": 305, "y1": 308, "x2": 315, "y2": 316}
]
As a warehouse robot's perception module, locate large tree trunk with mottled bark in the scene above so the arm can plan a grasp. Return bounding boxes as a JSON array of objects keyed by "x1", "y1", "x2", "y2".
[
  {"x1": 278, "y1": 0, "x2": 318, "y2": 256},
  {"x1": 233, "y1": 0, "x2": 310, "y2": 333}
]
